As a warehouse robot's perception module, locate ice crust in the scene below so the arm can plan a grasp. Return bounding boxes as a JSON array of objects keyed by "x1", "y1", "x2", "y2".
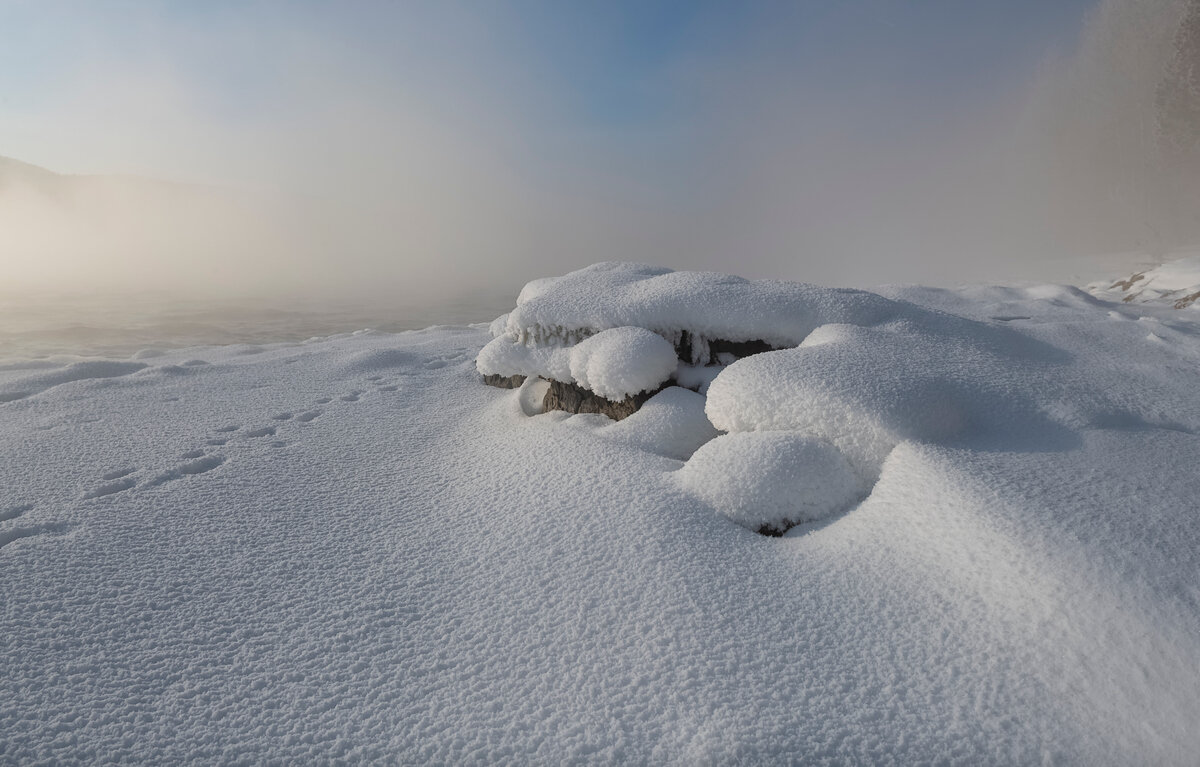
[{"x1": 3, "y1": 260, "x2": 1200, "y2": 764}]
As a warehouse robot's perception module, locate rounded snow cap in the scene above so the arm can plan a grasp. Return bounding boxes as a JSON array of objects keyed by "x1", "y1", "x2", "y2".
[{"x1": 568, "y1": 327, "x2": 678, "y2": 400}]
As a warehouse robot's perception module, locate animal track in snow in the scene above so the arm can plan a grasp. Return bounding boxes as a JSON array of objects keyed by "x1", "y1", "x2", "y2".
[
  {"x1": 206, "y1": 438, "x2": 228, "y2": 446},
  {"x1": 144, "y1": 454, "x2": 225, "y2": 488},
  {"x1": 295, "y1": 410, "x2": 322, "y2": 422},
  {"x1": 245, "y1": 426, "x2": 276, "y2": 438},
  {"x1": 0, "y1": 503, "x2": 34, "y2": 522},
  {"x1": 0, "y1": 522, "x2": 74, "y2": 550},
  {"x1": 214, "y1": 424, "x2": 240, "y2": 433},
  {"x1": 340, "y1": 391, "x2": 361, "y2": 402},
  {"x1": 82, "y1": 477, "x2": 137, "y2": 499},
  {"x1": 181, "y1": 449, "x2": 205, "y2": 460},
  {"x1": 272, "y1": 412, "x2": 293, "y2": 421},
  {"x1": 422, "y1": 351, "x2": 471, "y2": 370},
  {"x1": 102, "y1": 468, "x2": 135, "y2": 481},
  {"x1": 315, "y1": 397, "x2": 332, "y2": 404}
]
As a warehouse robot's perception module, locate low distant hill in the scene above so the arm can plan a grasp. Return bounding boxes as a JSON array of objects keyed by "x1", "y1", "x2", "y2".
[
  {"x1": 0, "y1": 154, "x2": 300, "y2": 294},
  {"x1": 0, "y1": 154, "x2": 221, "y2": 206}
]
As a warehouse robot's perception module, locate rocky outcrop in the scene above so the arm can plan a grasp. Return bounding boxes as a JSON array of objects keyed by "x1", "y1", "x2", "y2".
[
  {"x1": 542, "y1": 379, "x2": 664, "y2": 421},
  {"x1": 482, "y1": 373, "x2": 526, "y2": 389},
  {"x1": 481, "y1": 331, "x2": 782, "y2": 418}
]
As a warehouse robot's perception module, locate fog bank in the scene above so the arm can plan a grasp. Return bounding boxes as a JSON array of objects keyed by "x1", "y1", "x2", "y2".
[{"x1": 2, "y1": 0, "x2": 1197, "y2": 297}]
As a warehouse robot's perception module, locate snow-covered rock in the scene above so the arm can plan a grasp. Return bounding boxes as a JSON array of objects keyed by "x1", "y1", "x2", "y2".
[
  {"x1": 1090, "y1": 253, "x2": 1200, "y2": 308},
  {"x1": 479, "y1": 325, "x2": 677, "y2": 416},
  {"x1": 568, "y1": 327, "x2": 678, "y2": 401},
  {"x1": 503, "y1": 261, "x2": 901, "y2": 363},
  {"x1": 479, "y1": 262, "x2": 915, "y2": 417},
  {"x1": 476, "y1": 334, "x2": 573, "y2": 383}
]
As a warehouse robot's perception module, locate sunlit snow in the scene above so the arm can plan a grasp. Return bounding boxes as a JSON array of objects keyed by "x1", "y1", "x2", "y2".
[{"x1": 3, "y1": 262, "x2": 1199, "y2": 764}]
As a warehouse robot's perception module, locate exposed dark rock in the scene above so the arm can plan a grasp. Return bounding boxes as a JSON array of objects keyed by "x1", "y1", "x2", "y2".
[
  {"x1": 755, "y1": 523, "x2": 789, "y2": 537},
  {"x1": 1174, "y1": 290, "x2": 1200, "y2": 309},
  {"x1": 543, "y1": 379, "x2": 664, "y2": 421},
  {"x1": 1110, "y1": 272, "x2": 1145, "y2": 292},
  {"x1": 482, "y1": 373, "x2": 526, "y2": 389},
  {"x1": 709, "y1": 338, "x2": 776, "y2": 359},
  {"x1": 483, "y1": 329, "x2": 782, "y2": 419},
  {"x1": 676, "y1": 329, "x2": 780, "y2": 364}
]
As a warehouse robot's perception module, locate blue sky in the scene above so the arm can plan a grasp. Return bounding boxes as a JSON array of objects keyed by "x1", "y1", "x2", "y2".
[{"x1": 0, "y1": 0, "x2": 1095, "y2": 179}]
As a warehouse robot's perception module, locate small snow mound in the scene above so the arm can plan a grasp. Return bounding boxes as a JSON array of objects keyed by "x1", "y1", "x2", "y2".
[
  {"x1": 568, "y1": 327, "x2": 677, "y2": 400},
  {"x1": 488, "y1": 313, "x2": 510, "y2": 338},
  {"x1": 517, "y1": 376, "x2": 550, "y2": 416},
  {"x1": 476, "y1": 335, "x2": 572, "y2": 382},
  {"x1": 677, "y1": 432, "x2": 865, "y2": 534},
  {"x1": 603, "y1": 386, "x2": 718, "y2": 459}
]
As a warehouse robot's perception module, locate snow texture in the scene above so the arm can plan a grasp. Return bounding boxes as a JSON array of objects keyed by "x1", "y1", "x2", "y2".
[{"x1": 3, "y1": 259, "x2": 1200, "y2": 764}]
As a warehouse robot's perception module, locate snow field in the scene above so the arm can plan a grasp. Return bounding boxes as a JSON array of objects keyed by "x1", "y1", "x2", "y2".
[{"x1": 2, "y1": 261, "x2": 1200, "y2": 763}]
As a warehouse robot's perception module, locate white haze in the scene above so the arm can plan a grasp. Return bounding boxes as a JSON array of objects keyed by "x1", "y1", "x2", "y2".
[{"x1": 0, "y1": 0, "x2": 1195, "y2": 302}]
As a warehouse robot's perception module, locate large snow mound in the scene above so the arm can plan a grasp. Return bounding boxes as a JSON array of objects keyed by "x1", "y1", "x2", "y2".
[
  {"x1": 568, "y1": 327, "x2": 677, "y2": 400},
  {"x1": 704, "y1": 316, "x2": 1050, "y2": 481}
]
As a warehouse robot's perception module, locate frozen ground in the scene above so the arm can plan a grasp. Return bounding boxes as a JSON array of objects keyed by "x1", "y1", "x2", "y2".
[{"x1": 2, "y1": 263, "x2": 1200, "y2": 764}]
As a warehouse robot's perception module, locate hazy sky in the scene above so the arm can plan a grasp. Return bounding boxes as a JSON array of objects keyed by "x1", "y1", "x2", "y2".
[{"x1": 0, "y1": 1, "x2": 1104, "y2": 295}]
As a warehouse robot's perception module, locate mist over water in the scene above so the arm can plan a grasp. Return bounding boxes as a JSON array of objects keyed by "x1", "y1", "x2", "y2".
[
  {"x1": 1, "y1": 0, "x2": 1197, "y2": 356},
  {"x1": 0, "y1": 289, "x2": 517, "y2": 361}
]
